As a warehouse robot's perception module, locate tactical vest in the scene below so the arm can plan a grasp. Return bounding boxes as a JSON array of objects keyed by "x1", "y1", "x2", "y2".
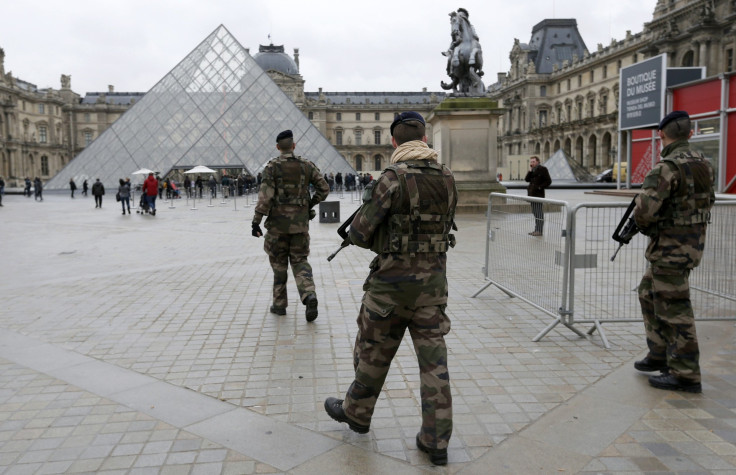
[
  {"x1": 659, "y1": 151, "x2": 713, "y2": 228},
  {"x1": 371, "y1": 160, "x2": 456, "y2": 255},
  {"x1": 272, "y1": 155, "x2": 310, "y2": 207}
]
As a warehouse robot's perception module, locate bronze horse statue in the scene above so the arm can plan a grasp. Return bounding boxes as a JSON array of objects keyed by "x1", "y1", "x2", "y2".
[{"x1": 441, "y1": 9, "x2": 485, "y2": 95}]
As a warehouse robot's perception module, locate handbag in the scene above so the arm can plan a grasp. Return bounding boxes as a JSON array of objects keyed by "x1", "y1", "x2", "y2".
[{"x1": 116, "y1": 192, "x2": 121, "y2": 202}]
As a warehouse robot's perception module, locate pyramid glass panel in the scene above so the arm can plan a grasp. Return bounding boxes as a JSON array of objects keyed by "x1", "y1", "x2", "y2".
[{"x1": 46, "y1": 24, "x2": 354, "y2": 189}]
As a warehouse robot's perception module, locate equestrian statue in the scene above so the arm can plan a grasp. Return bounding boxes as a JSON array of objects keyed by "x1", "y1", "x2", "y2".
[{"x1": 441, "y1": 8, "x2": 486, "y2": 95}]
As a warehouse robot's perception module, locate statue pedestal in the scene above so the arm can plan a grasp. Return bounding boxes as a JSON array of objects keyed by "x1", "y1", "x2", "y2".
[{"x1": 427, "y1": 97, "x2": 506, "y2": 214}]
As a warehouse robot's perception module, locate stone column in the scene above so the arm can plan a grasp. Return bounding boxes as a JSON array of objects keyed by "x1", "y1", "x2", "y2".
[{"x1": 427, "y1": 97, "x2": 506, "y2": 213}]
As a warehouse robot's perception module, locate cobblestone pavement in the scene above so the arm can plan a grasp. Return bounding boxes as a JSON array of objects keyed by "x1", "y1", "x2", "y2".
[{"x1": 0, "y1": 189, "x2": 734, "y2": 474}]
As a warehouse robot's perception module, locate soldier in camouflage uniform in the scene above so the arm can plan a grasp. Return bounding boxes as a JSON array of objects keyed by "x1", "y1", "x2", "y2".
[
  {"x1": 633, "y1": 111, "x2": 715, "y2": 394},
  {"x1": 252, "y1": 130, "x2": 330, "y2": 322},
  {"x1": 324, "y1": 112, "x2": 457, "y2": 466}
]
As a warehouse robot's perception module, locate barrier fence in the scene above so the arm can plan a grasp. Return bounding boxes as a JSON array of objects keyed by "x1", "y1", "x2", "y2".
[{"x1": 473, "y1": 193, "x2": 736, "y2": 348}]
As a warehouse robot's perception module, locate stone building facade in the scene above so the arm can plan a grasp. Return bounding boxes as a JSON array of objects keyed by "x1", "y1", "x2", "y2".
[
  {"x1": 251, "y1": 44, "x2": 445, "y2": 173},
  {"x1": 0, "y1": 47, "x2": 142, "y2": 187},
  {"x1": 489, "y1": 0, "x2": 736, "y2": 174}
]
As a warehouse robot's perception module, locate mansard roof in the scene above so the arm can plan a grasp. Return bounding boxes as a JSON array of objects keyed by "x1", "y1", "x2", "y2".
[
  {"x1": 81, "y1": 92, "x2": 146, "y2": 105},
  {"x1": 304, "y1": 91, "x2": 446, "y2": 106},
  {"x1": 529, "y1": 19, "x2": 588, "y2": 74}
]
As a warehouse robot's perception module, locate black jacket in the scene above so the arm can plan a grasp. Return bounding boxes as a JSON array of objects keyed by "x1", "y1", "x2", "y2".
[{"x1": 525, "y1": 165, "x2": 551, "y2": 198}]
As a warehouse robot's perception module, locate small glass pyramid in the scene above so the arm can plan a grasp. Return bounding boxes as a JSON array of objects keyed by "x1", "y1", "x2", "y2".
[
  {"x1": 543, "y1": 149, "x2": 594, "y2": 182},
  {"x1": 46, "y1": 25, "x2": 354, "y2": 189}
]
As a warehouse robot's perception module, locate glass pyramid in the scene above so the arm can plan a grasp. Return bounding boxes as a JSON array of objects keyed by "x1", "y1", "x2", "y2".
[
  {"x1": 543, "y1": 149, "x2": 594, "y2": 182},
  {"x1": 46, "y1": 25, "x2": 354, "y2": 190}
]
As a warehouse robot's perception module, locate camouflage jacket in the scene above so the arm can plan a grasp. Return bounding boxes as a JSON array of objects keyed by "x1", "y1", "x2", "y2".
[
  {"x1": 349, "y1": 141, "x2": 458, "y2": 309},
  {"x1": 634, "y1": 140, "x2": 715, "y2": 270},
  {"x1": 253, "y1": 152, "x2": 329, "y2": 234}
]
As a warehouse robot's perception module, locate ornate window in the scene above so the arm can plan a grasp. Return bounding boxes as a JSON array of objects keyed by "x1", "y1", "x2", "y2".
[
  {"x1": 682, "y1": 51, "x2": 694, "y2": 67},
  {"x1": 356, "y1": 112, "x2": 361, "y2": 121},
  {"x1": 374, "y1": 155, "x2": 382, "y2": 170},
  {"x1": 39, "y1": 125, "x2": 47, "y2": 143},
  {"x1": 355, "y1": 129, "x2": 362, "y2": 146},
  {"x1": 336, "y1": 112, "x2": 342, "y2": 121},
  {"x1": 538, "y1": 110, "x2": 547, "y2": 128},
  {"x1": 38, "y1": 104, "x2": 45, "y2": 114},
  {"x1": 41, "y1": 156, "x2": 49, "y2": 176},
  {"x1": 308, "y1": 111, "x2": 314, "y2": 120},
  {"x1": 335, "y1": 130, "x2": 343, "y2": 146},
  {"x1": 374, "y1": 130, "x2": 381, "y2": 145},
  {"x1": 374, "y1": 112, "x2": 380, "y2": 121},
  {"x1": 84, "y1": 130, "x2": 93, "y2": 146}
]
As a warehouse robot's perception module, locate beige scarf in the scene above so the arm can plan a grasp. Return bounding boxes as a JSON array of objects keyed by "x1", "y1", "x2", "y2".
[{"x1": 390, "y1": 140, "x2": 439, "y2": 164}]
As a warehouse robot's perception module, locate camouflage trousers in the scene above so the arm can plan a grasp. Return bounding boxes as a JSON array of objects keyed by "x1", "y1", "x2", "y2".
[
  {"x1": 638, "y1": 266, "x2": 700, "y2": 383},
  {"x1": 263, "y1": 232, "x2": 315, "y2": 308},
  {"x1": 343, "y1": 295, "x2": 453, "y2": 450}
]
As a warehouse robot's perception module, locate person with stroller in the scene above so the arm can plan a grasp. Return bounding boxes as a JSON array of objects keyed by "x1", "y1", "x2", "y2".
[{"x1": 143, "y1": 172, "x2": 159, "y2": 216}]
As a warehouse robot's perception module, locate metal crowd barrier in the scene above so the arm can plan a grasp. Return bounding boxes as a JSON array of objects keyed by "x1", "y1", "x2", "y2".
[{"x1": 473, "y1": 193, "x2": 736, "y2": 348}]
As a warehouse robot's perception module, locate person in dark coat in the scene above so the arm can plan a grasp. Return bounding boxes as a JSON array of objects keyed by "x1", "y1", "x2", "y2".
[
  {"x1": 91, "y1": 178, "x2": 105, "y2": 208},
  {"x1": 69, "y1": 178, "x2": 77, "y2": 198},
  {"x1": 524, "y1": 156, "x2": 552, "y2": 236},
  {"x1": 34, "y1": 177, "x2": 43, "y2": 201},
  {"x1": 82, "y1": 179, "x2": 89, "y2": 196}
]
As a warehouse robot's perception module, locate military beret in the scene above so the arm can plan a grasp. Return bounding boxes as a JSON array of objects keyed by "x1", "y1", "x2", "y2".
[
  {"x1": 276, "y1": 129, "x2": 293, "y2": 142},
  {"x1": 658, "y1": 110, "x2": 689, "y2": 130},
  {"x1": 390, "y1": 111, "x2": 426, "y2": 136}
]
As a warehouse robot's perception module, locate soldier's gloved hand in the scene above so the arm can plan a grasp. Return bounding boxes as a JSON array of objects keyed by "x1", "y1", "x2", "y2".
[
  {"x1": 309, "y1": 208, "x2": 316, "y2": 220},
  {"x1": 252, "y1": 222, "x2": 263, "y2": 237}
]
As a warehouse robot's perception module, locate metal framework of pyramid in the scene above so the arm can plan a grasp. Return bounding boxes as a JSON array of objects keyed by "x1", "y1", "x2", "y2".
[{"x1": 46, "y1": 25, "x2": 354, "y2": 189}]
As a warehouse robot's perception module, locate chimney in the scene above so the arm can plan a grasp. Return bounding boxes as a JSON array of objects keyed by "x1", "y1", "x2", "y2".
[
  {"x1": 422, "y1": 87, "x2": 427, "y2": 92},
  {"x1": 108, "y1": 85, "x2": 114, "y2": 93},
  {"x1": 497, "y1": 72, "x2": 507, "y2": 82},
  {"x1": 294, "y1": 48, "x2": 300, "y2": 72}
]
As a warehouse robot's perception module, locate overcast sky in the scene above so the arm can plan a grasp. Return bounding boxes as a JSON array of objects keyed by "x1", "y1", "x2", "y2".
[{"x1": 2, "y1": 0, "x2": 657, "y2": 95}]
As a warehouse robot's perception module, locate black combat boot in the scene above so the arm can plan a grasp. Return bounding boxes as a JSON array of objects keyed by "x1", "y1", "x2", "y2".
[
  {"x1": 323, "y1": 397, "x2": 369, "y2": 434},
  {"x1": 634, "y1": 356, "x2": 668, "y2": 372},
  {"x1": 270, "y1": 305, "x2": 286, "y2": 316},
  {"x1": 304, "y1": 294, "x2": 318, "y2": 322},
  {"x1": 649, "y1": 374, "x2": 702, "y2": 393},
  {"x1": 416, "y1": 433, "x2": 448, "y2": 466}
]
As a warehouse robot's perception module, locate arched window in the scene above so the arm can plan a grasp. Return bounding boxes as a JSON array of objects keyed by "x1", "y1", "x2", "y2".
[
  {"x1": 374, "y1": 154, "x2": 382, "y2": 170},
  {"x1": 575, "y1": 137, "x2": 584, "y2": 166},
  {"x1": 682, "y1": 51, "x2": 694, "y2": 67},
  {"x1": 354, "y1": 154, "x2": 363, "y2": 171},
  {"x1": 588, "y1": 135, "x2": 597, "y2": 167},
  {"x1": 602, "y1": 132, "x2": 613, "y2": 167}
]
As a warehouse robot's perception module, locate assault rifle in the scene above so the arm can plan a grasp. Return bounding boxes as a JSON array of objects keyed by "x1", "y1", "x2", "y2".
[
  {"x1": 326, "y1": 207, "x2": 360, "y2": 262},
  {"x1": 610, "y1": 197, "x2": 641, "y2": 262}
]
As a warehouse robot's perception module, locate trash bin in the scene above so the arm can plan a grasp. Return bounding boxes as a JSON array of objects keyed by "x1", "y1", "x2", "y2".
[{"x1": 319, "y1": 201, "x2": 340, "y2": 223}]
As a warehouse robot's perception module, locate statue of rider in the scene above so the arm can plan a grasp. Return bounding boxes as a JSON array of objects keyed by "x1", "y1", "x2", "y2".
[{"x1": 440, "y1": 8, "x2": 485, "y2": 95}]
